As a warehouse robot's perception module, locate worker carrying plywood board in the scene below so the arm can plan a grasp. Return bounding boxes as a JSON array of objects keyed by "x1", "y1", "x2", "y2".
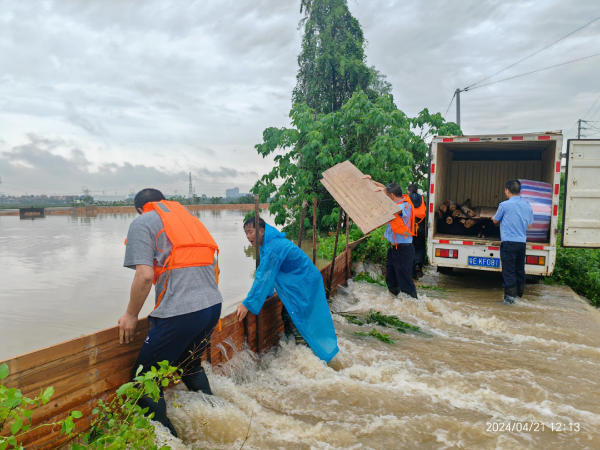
[
  {"x1": 363, "y1": 175, "x2": 418, "y2": 299},
  {"x1": 320, "y1": 161, "x2": 418, "y2": 299}
]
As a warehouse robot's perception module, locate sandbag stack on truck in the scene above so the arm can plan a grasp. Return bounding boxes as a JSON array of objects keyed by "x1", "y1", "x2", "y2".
[{"x1": 427, "y1": 132, "x2": 600, "y2": 276}]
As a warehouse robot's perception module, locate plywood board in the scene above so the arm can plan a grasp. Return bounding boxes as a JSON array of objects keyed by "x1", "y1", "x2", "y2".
[{"x1": 321, "y1": 161, "x2": 399, "y2": 234}]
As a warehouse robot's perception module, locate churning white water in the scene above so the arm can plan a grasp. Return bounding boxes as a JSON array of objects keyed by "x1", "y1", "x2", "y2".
[{"x1": 156, "y1": 271, "x2": 600, "y2": 450}]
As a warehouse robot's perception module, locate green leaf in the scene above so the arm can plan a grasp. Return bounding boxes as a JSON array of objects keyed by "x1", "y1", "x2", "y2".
[
  {"x1": 0, "y1": 363, "x2": 8, "y2": 380},
  {"x1": 71, "y1": 410, "x2": 83, "y2": 419},
  {"x1": 116, "y1": 382, "x2": 134, "y2": 397},
  {"x1": 11, "y1": 417, "x2": 23, "y2": 435}
]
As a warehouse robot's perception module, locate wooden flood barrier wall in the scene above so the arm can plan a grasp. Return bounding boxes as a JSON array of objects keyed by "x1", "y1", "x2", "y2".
[{"x1": 0, "y1": 240, "x2": 363, "y2": 449}]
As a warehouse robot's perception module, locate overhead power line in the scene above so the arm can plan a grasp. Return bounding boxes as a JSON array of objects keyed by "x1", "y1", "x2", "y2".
[
  {"x1": 465, "y1": 52, "x2": 600, "y2": 91},
  {"x1": 443, "y1": 91, "x2": 457, "y2": 118},
  {"x1": 465, "y1": 15, "x2": 600, "y2": 90}
]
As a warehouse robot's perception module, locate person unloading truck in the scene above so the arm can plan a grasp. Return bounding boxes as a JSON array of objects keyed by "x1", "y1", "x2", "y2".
[
  {"x1": 235, "y1": 217, "x2": 339, "y2": 363},
  {"x1": 407, "y1": 184, "x2": 426, "y2": 280},
  {"x1": 119, "y1": 188, "x2": 223, "y2": 437},
  {"x1": 492, "y1": 180, "x2": 534, "y2": 304},
  {"x1": 363, "y1": 176, "x2": 418, "y2": 299}
]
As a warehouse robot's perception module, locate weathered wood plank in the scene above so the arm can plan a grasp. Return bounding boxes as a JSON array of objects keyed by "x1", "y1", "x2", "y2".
[{"x1": 321, "y1": 161, "x2": 398, "y2": 234}]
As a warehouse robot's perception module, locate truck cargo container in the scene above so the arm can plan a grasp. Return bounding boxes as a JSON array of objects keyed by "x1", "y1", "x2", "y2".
[{"x1": 427, "y1": 132, "x2": 600, "y2": 276}]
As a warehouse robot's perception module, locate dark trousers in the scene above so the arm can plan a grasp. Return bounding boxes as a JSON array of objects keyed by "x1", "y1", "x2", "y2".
[
  {"x1": 500, "y1": 242, "x2": 526, "y2": 289},
  {"x1": 413, "y1": 221, "x2": 426, "y2": 271},
  {"x1": 386, "y1": 244, "x2": 416, "y2": 295},
  {"x1": 132, "y1": 302, "x2": 222, "y2": 436}
]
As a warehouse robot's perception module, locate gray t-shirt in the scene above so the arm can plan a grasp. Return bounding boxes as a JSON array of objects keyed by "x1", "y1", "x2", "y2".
[{"x1": 124, "y1": 210, "x2": 223, "y2": 318}]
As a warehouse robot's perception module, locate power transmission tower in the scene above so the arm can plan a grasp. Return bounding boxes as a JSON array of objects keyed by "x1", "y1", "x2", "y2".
[
  {"x1": 188, "y1": 172, "x2": 193, "y2": 199},
  {"x1": 82, "y1": 186, "x2": 89, "y2": 197},
  {"x1": 578, "y1": 119, "x2": 581, "y2": 139}
]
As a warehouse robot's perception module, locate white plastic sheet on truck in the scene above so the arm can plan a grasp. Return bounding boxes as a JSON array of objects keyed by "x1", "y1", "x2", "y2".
[{"x1": 562, "y1": 139, "x2": 600, "y2": 248}]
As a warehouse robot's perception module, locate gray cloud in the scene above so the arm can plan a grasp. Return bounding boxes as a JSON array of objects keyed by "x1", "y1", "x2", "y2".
[
  {"x1": 1, "y1": 0, "x2": 599, "y2": 198},
  {"x1": 0, "y1": 135, "x2": 257, "y2": 197}
]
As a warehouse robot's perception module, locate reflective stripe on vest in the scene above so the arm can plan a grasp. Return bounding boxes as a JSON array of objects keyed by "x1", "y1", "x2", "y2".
[
  {"x1": 142, "y1": 200, "x2": 219, "y2": 309},
  {"x1": 389, "y1": 196, "x2": 416, "y2": 243}
]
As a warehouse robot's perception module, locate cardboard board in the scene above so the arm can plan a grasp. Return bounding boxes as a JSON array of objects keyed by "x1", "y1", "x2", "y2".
[{"x1": 321, "y1": 161, "x2": 399, "y2": 234}]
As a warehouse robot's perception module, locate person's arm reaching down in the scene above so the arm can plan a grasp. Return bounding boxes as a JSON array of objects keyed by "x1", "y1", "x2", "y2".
[
  {"x1": 118, "y1": 264, "x2": 153, "y2": 344},
  {"x1": 236, "y1": 249, "x2": 282, "y2": 322}
]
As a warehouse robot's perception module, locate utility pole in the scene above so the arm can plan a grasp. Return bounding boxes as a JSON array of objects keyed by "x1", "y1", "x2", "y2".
[
  {"x1": 188, "y1": 172, "x2": 193, "y2": 199},
  {"x1": 455, "y1": 88, "x2": 461, "y2": 128},
  {"x1": 577, "y1": 119, "x2": 581, "y2": 139}
]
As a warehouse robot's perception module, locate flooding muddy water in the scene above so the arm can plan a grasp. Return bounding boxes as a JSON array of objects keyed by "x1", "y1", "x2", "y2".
[
  {"x1": 0, "y1": 210, "x2": 327, "y2": 360},
  {"x1": 155, "y1": 270, "x2": 600, "y2": 450}
]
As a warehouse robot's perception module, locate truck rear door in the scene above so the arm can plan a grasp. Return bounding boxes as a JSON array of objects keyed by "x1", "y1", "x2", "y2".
[{"x1": 562, "y1": 139, "x2": 600, "y2": 248}]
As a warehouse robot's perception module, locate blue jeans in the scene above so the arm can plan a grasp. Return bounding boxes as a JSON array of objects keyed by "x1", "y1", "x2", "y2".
[
  {"x1": 500, "y1": 241, "x2": 526, "y2": 289},
  {"x1": 132, "y1": 302, "x2": 222, "y2": 436}
]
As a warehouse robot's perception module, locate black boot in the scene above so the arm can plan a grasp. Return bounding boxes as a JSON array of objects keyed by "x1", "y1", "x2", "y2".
[
  {"x1": 388, "y1": 286, "x2": 400, "y2": 296},
  {"x1": 415, "y1": 265, "x2": 424, "y2": 279},
  {"x1": 503, "y1": 287, "x2": 517, "y2": 304},
  {"x1": 516, "y1": 284, "x2": 525, "y2": 299},
  {"x1": 403, "y1": 290, "x2": 418, "y2": 299}
]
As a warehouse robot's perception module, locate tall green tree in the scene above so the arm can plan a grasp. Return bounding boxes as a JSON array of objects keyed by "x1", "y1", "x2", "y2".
[
  {"x1": 293, "y1": 0, "x2": 388, "y2": 114},
  {"x1": 252, "y1": 92, "x2": 461, "y2": 230}
]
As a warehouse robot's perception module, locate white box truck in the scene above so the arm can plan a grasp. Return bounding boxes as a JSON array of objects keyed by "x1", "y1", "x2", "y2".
[{"x1": 427, "y1": 132, "x2": 600, "y2": 276}]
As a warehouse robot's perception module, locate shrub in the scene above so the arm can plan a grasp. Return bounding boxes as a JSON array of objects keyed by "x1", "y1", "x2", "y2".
[{"x1": 318, "y1": 223, "x2": 388, "y2": 265}]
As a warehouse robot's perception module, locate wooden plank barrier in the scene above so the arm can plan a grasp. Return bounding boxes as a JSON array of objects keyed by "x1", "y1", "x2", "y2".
[{"x1": 0, "y1": 240, "x2": 364, "y2": 449}]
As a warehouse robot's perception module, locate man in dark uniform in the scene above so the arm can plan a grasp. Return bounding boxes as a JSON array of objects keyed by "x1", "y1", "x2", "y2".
[
  {"x1": 363, "y1": 176, "x2": 418, "y2": 299},
  {"x1": 408, "y1": 184, "x2": 426, "y2": 279}
]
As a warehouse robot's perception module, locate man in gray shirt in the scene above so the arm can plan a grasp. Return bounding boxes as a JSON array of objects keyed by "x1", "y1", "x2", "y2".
[{"x1": 119, "y1": 188, "x2": 223, "y2": 437}]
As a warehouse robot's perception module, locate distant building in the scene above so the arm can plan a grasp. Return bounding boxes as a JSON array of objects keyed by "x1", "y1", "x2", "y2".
[
  {"x1": 226, "y1": 187, "x2": 240, "y2": 198},
  {"x1": 225, "y1": 187, "x2": 250, "y2": 199}
]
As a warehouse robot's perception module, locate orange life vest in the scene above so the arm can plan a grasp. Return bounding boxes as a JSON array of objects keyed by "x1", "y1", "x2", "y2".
[
  {"x1": 142, "y1": 200, "x2": 219, "y2": 309},
  {"x1": 389, "y1": 195, "x2": 416, "y2": 242},
  {"x1": 412, "y1": 194, "x2": 427, "y2": 233}
]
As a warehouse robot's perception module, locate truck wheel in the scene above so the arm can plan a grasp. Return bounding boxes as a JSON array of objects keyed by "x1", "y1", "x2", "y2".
[{"x1": 437, "y1": 266, "x2": 454, "y2": 275}]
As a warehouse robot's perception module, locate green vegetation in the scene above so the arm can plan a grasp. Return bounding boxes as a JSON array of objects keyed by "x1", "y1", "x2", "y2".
[
  {"x1": 550, "y1": 174, "x2": 600, "y2": 307},
  {"x1": 342, "y1": 309, "x2": 420, "y2": 334},
  {"x1": 353, "y1": 272, "x2": 386, "y2": 287},
  {"x1": 0, "y1": 361, "x2": 181, "y2": 450},
  {"x1": 354, "y1": 328, "x2": 395, "y2": 344},
  {"x1": 293, "y1": 0, "x2": 390, "y2": 115},
  {"x1": 417, "y1": 284, "x2": 449, "y2": 292},
  {"x1": 251, "y1": 0, "x2": 460, "y2": 236},
  {"x1": 317, "y1": 223, "x2": 389, "y2": 264},
  {"x1": 0, "y1": 363, "x2": 80, "y2": 450}
]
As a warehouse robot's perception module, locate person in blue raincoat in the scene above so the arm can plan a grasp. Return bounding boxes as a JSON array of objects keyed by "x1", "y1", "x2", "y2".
[{"x1": 235, "y1": 216, "x2": 339, "y2": 363}]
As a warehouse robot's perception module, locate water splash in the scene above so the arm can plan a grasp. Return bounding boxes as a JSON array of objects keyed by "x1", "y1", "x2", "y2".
[{"x1": 157, "y1": 277, "x2": 600, "y2": 449}]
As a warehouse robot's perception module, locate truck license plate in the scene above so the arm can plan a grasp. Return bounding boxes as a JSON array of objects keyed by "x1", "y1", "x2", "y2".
[{"x1": 468, "y1": 256, "x2": 500, "y2": 268}]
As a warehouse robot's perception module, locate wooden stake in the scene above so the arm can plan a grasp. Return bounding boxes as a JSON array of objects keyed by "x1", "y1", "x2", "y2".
[
  {"x1": 254, "y1": 196, "x2": 263, "y2": 353},
  {"x1": 312, "y1": 197, "x2": 317, "y2": 265},
  {"x1": 328, "y1": 208, "x2": 343, "y2": 297},
  {"x1": 345, "y1": 212, "x2": 350, "y2": 282},
  {"x1": 297, "y1": 199, "x2": 307, "y2": 248},
  {"x1": 254, "y1": 195, "x2": 260, "y2": 268}
]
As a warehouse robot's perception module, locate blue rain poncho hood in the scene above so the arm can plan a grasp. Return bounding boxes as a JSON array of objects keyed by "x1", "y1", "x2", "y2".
[{"x1": 242, "y1": 223, "x2": 339, "y2": 363}]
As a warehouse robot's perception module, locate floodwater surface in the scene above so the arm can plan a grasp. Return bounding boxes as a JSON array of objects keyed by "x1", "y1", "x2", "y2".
[
  {"x1": 0, "y1": 210, "x2": 327, "y2": 360},
  {"x1": 154, "y1": 271, "x2": 600, "y2": 450}
]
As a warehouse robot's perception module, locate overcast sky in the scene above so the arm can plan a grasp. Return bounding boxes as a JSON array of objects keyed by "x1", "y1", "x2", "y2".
[{"x1": 1, "y1": 0, "x2": 599, "y2": 197}]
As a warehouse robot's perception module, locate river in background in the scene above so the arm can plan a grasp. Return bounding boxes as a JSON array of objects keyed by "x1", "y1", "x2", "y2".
[
  {"x1": 0, "y1": 210, "x2": 327, "y2": 360},
  {"x1": 155, "y1": 271, "x2": 600, "y2": 450}
]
